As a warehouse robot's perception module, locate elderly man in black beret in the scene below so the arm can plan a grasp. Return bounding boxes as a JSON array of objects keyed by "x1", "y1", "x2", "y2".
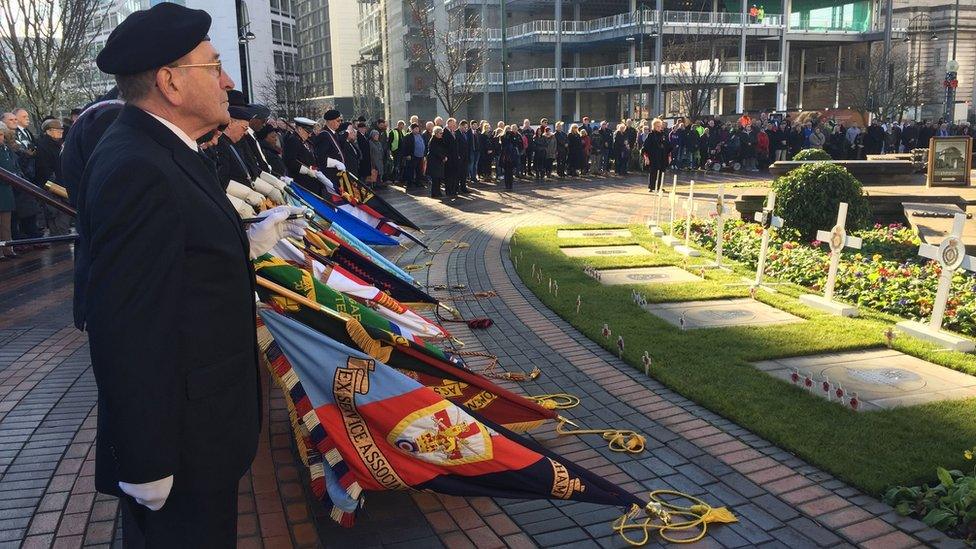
[
  {"x1": 72, "y1": 3, "x2": 305, "y2": 546},
  {"x1": 313, "y1": 108, "x2": 347, "y2": 183}
]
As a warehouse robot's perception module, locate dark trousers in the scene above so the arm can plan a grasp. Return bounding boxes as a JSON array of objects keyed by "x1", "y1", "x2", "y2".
[
  {"x1": 430, "y1": 177, "x2": 444, "y2": 197},
  {"x1": 503, "y1": 162, "x2": 514, "y2": 190},
  {"x1": 535, "y1": 154, "x2": 548, "y2": 180},
  {"x1": 556, "y1": 154, "x2": 566, "y2": 177},
  {"x1": 445, "y1": 174, "x2": 459, "y2": 196},
  {"x1": 120, "y1": 488, "x2": 237, "y2": 549},
  {"x1": 648, "y1": 168, "x2": 665, "y2": 191}
]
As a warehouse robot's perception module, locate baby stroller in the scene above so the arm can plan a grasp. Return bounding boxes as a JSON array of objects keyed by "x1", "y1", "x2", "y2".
[{"x1": 705, "y1": 142, "x2": 742, "y2": 172}]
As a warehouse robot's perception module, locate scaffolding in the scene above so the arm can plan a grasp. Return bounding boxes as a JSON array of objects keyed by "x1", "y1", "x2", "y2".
[{"x1": 352, "y1": 56, "x2": 384, "y2": 122}]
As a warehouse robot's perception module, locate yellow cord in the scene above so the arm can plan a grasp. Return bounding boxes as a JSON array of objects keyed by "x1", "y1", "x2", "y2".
[
  {"x1": 527, "y1": 393, "x2": 581, "y2": 410},
  {"x1": 555, "y1": 416, "x2": 646, "y2": 453},
  {"x1": 612, "y1": 491, "x2": 738, "y2": 545}
]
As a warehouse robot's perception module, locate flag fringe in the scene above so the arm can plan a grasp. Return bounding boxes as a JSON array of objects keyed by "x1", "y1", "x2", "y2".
[
  {"x1": 344, "y1": 317, "x2": 393, "y2": 363},
  {"x1": 612, "y1": 491, "x2": 737, "y2": 545}
]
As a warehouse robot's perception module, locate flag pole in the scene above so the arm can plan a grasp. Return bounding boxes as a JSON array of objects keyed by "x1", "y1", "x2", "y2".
[
  {"x1": 0, "y1": 167, "x2": 76, "y2": 216},
  {"x1": 255, "y1": 275, "x2": 352, "y2": 323}
]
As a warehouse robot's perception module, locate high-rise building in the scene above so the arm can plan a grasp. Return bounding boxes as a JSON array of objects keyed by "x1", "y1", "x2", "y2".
[{"x1": 294, "y1": 0, "x2": 363, "y2": 116}]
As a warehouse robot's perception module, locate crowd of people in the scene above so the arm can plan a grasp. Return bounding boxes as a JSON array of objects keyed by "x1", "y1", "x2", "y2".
[{"x1": 3, "y1": 90, "x2": 974, "y2": 260}]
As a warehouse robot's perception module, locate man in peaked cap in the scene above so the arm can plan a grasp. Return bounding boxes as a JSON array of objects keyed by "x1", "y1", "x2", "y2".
[
  {"x1": 282, "y1": 116, "x2": 323, "y2": 194},
  {"x1": 73, "y1": 3, "x2": 305, "y2": 545}
]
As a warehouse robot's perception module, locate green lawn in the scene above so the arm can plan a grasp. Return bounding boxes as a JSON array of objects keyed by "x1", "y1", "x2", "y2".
[{"x1": 511, "y1": 223, "x2": 976, "y2": 495}]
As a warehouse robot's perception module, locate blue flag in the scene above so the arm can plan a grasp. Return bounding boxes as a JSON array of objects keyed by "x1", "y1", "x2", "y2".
[{"x1": 288, "y1": 184, "x2": 398, "y2": 246}]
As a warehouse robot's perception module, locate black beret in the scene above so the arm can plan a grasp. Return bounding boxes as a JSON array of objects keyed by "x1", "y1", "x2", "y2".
[
  {"x1": 96, "y1": 2, "x2": 212, "y2": 76},
  {"x1": 228, "y1": 105, "x2": 255, "y2": 120},
  {"x1": 227, "y1": 90, "x2": 256, "y2": 120},
  {"x1": 255, "y1": 125, "x2": 276, "y2": 140},
  {"x1": 323, "y1": 109, "x2": 341, "y2": 121},
  {"x1": 248, "y1": 104, "x2": 272, "y2": 120}
]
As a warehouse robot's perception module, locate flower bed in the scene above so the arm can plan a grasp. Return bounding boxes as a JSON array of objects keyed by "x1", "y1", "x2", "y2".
[{"x1": 674, "y1": 219, "x2": 976, "y2": 336}]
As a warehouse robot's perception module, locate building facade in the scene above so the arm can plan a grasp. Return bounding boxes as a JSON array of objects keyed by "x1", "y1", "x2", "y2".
[
  {"x1": 72, "y1": 0, "x2": 297, "y2": 114},
  {"x1": 294, "y1": 0, "x2": 362, "y2": 116},
  {"x1": 367, "y1": 0, "x2": 923, "y2": 122}
]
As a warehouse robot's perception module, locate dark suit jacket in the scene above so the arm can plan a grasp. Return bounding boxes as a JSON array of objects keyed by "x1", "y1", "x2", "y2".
[
  {"x1": 214, "y1": 134, "x2": 253, "y2": 189},
  {"x1": 261, "y1": 141, "x2": 287, "y2": 177},
  {"x1": 313, "y1": 128, "x2": 346, "y2": 182},
  {"x1": 74, "y1": 105, "x2": 259, "y2": 496},
  {"x1": 241, "y1": 131, "x2": 271, "y2": 174},
  {"x1": 233, "y1": 138, "x2": 261, "y2": 181},
  {"x1": 61, "y1": 101, "x2": 125, "y2": 206},
  {"x1": 442, "y1": 130, "x2": 463, "y2": 179}
]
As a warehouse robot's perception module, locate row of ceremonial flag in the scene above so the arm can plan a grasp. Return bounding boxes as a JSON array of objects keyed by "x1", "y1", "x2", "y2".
[
  {"x1": 253, "y1": 169, "x2": 658, "y2": 525},
  {"x1": 1, "y1": 160, "x2": 735, "y2": 540}
]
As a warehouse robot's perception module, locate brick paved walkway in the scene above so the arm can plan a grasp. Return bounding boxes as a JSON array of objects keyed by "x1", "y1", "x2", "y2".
[{"x1": 0, "y1": 173, "x2": 963, "y2": 548}]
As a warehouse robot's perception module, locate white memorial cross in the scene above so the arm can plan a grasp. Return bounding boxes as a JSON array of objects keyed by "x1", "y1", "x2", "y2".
[
  {"x1": 675, "y1": 180, "x2": 700, "y2": 256},
  {"x1": 661, "y1": 176, "x2": 681, "y2": 247},
  {"x1": 750, "y1": 191, "x2": 783, "y2": 289},
  {"x1": 896, "y1": 213, "x2": 976, "y2": 352},
  {"x1": 650, "y1": 186, "x2": 666, "y2": 236},
  {"x1": 799, "y1": 202, "x2": 862, "y2": 316}
]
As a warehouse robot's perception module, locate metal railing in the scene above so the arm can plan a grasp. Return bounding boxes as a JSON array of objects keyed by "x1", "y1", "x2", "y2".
[
  {"x1": 456, "y1": 9, "x2": 785, "y2": 45},
  {"x1": 454, "y1": 60, "x2": 782, "y2": 86}
]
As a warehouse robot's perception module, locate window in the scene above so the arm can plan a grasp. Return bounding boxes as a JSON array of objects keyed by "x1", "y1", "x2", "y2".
[
  {"x1": 272, "y1": 21, "x2": 282, "y2": 44},
  {"x1": 816, "y1": 56, "x2": 826, "y2": 73},
  {"x1": 840, "y1": 54, "x2": 848, "y2": 72},
  {"x1": 855, "y1": 55, "x2": 865, "y2": 70}
]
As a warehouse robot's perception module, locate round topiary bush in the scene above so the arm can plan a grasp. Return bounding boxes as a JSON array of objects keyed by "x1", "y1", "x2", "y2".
[
  {"x1": 771, "y1": 162, "x2": 871, "y2": 239},
  {"x1": 792, "y1": 148, "x2": 833, "y2": 161}
]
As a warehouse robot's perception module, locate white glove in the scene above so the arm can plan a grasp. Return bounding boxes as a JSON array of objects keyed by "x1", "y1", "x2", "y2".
[
  {"x1": 326, "y1": 158, "x2": 346, "y2": 171},
  {"x1": 314, "y1": 171, "x2": 336, "y2": 194},
  {"x1": 299, "y1": 165, "x2": 316, "y2": 177},
  {"x1": 259, "y1": 171, "x2": 288, "y2": 191},
  {"x1": 226, "y1": 193, "x2": 256, "y2": 218},
  {"x1": 252, "y1": 178, "x2": 285, "y2": 204},
  {"x1": 119, "y1": 475, "x2": 173, "y2": 511},
  {"x1": 227, "y1": 180, "x2": 265, "y2": 207},
  {"x1": 247, "y1": 205, "x2": 308, "y2": 260}
]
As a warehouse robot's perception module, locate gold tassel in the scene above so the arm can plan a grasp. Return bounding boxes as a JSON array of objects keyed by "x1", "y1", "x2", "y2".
[
  {"x1": 555, "y1": 416, "x2": 646, "y2": 453},
  {"x1": 612, "y1": 491, "x2": 738, "y2": 545},
  {"x1": 528, "y1": 393, "x2": 581, "y2": 410},
  {"x1": 344, "y1": 317, "x2": 392, "y2": 363}
]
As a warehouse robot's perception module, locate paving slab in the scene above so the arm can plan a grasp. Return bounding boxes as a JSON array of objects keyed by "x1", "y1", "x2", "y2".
[
  {"x1": 752, "y1": 349, "x2": 976, "y2": 411},
  {"x1": 556, "y1": 228, "x2": 633, "y2": 239},
  {"x1": 595, "y1": 266, "x2": 702, "y2": 286},
  {"x1": 560, "y1": 245, "x2": 652, "y2": 258},
  {"x1": 644, "y1": 298, "x2": 803, "y2": 329}
]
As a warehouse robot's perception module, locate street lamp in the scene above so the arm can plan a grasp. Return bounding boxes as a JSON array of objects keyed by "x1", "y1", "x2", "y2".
[
  {"x1": 238, "y1": 1, "x2": 256, "y2": 101},
  {"x1": 944, "y1": 0, "x2": 961, "y2": 122},
  {"x1": 904, "y1": 13, "x2": 937, "y2": 120}
]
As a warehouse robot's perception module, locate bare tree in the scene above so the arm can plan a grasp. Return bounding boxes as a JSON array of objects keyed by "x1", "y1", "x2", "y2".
[
  {"x1": 407, "y1": 0, "x2": 485, "y2": 117},
  {"x1": 256, "y1": 68, "x2": 306, "y2": 119},
  {"x1": 0, "y1": 0, "x2": 107, "y2": 118},
  {"x1": 661, "y1": 32, "x2": 737, "y2": 120},
  {"x1": 840, "y1": 43, "x2": 932, "y2": 120}
]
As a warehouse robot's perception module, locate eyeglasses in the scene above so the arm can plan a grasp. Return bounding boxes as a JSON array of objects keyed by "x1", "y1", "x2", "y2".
[{"x1": 169, "y1": 61, "x2": 223, "y2": 75}]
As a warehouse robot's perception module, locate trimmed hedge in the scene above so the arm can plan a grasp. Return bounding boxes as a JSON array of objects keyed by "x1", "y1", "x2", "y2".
[
  {"x1": 772, "y1": 162, "x2": 871, "y2": 239},
  {"x1": 792, "y1": 148, "x2": 833, "y2": 161}
]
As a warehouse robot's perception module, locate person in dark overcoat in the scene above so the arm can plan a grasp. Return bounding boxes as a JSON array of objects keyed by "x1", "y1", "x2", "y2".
[
  {"x1": 73, "y1": 4, "x2": 306, "y2": 545},
  {"x1": 427, "y1": 126, "x2": 447, "y2": 198},
  {"x1": 641, "y1": 118, "x2": 671, "y2": 191},
  {"x1": 282, "y1": 117, "x2": 321, "y2": 193}
]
